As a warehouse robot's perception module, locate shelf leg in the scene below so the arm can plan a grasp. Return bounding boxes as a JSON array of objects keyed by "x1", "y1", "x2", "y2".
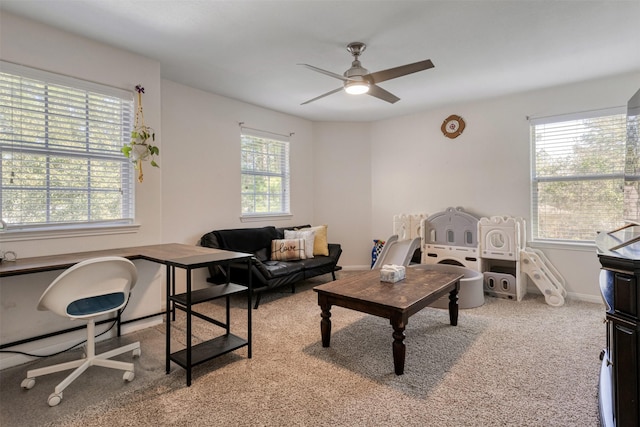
[
  {"x1": 226, "y1": 295, "x2": 231, "y2": 335},
  {"x1": 248, "y1": 257, "x2": 252, "y2": 359},
  {"x1": 165, "y1": 265, "x2": 172, "y2": 375},
  {"x1": 186, "y1": 267, "x2": 192, "y2": 387}
]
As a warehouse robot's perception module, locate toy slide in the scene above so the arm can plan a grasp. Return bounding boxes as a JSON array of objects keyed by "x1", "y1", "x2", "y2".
[{"x1": 520, "y1": 248, "x2": 567, "y2": 306}]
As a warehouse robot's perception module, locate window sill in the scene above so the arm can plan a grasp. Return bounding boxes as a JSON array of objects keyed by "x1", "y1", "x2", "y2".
[
  {"x1": 240, "y1": 213, "x2": 293, "y2": 223},
  {"x1": 0, "y1": 223, "x2": 141, "y2": 243}
]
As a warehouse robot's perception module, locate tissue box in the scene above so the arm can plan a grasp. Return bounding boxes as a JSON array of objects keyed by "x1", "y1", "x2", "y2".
[{"x1": 380, "y1": 265, "x2": 406, "y2": 283}]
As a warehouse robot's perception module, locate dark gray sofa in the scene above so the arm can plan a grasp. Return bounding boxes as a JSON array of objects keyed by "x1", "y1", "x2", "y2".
[{"x1": 199, "y1": 225, "x2": 342, "y2": 308}]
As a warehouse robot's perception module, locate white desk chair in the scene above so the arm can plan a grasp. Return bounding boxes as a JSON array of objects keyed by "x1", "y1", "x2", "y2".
[
  {"x1": 21, "y1": 256, "x2": 141, "y2": 407},
  {"x1": 372, "y1": 235, "x2": 421, "y2": 269}
]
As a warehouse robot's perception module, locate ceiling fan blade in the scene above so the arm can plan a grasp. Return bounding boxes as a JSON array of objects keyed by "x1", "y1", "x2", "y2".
[
  {"x1": 298, "y1": 64, "x2": 349, "y2": 82},
  {"x1": 301, "y1": 87, "x2": 343, "y2": 105},
  {"x1": 366, "y1": 59, "x2": 434, "y2": 84},
  {"x1": 367, "y1": 84, "x2": 400, "y2": 104}
]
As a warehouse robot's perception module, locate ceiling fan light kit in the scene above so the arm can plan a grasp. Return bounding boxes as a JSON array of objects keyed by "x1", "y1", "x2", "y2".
[
  {"x1": 300, "y1": 41, "x2": 434, "y2": 105},
  {"x1": 344, "y1": 79, "x2": 370, "y2": 95}
]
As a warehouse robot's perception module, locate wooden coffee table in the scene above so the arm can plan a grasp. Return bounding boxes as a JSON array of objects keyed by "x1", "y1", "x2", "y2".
[{"x1": 313, "y1": 268, "x2": 462, "y2": 375}]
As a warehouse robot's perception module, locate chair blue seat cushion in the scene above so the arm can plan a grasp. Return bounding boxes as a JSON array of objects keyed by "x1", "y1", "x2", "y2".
[{"x1": 66, "y1": 292, "x2": 125, "y2": 316}]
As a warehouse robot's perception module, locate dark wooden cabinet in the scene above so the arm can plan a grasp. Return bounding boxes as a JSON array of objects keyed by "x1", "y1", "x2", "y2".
[
  {"x1": 596, "y1": 89, "x2": 640, "y2": 426},
  {"x1": 599, "y1": 254, "x2": 640, "y2": 427}
]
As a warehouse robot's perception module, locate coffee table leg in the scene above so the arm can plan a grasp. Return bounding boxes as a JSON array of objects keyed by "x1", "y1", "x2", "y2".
[
  {"x1": 448, "y1": 286, "x2": 459, "y2": 326},
  {"x1": 391, "y1": 319, "x2": 406, "y2": 375},
  {"x1": 320, "y1": 302, "x2": 332, "y2": 347}
]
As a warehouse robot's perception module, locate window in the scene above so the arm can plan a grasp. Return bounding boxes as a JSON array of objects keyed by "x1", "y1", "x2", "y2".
[
  {"x1": 0, "y1": 61, "x2": 135, "y2": 231},
  {"x1": 530, "y1": 108, "x2": 632, "y2": 242},
  {"x1": 240, "y1": 129, "x2": 290, "y2": 217}
]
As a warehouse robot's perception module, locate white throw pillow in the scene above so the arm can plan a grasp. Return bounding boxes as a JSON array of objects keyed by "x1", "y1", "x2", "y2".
[{"x1": 284, "y1": 229, "x2": 315, "y2": 259}]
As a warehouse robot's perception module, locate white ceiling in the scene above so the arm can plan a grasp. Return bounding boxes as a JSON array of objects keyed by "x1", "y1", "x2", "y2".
[{"x1": 2, "y1": 0, "x2": 639, "y2": 122}]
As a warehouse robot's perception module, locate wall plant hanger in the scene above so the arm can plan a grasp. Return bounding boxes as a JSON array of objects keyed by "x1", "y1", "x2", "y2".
[{"x1": 121, "y1": 85, "x2": 159, "y2": 182}]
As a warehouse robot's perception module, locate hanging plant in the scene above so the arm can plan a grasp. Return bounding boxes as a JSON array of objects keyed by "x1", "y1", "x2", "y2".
[{"x1": 121, "y1": 84, "x2": 159, "y2": 182}]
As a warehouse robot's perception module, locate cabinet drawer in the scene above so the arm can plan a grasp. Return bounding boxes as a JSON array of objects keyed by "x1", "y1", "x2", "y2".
[
  {"x1": 615, "y1": 273, "x2": 638, "y2": 318},
  {"x1": 612, "y1": 320, "x2": 640, "y2": 427}
]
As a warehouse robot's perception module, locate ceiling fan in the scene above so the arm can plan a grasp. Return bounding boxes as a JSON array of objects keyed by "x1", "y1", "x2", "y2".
[{"x1": 299, "y1": 42, "x2": 434, "y2": 105}]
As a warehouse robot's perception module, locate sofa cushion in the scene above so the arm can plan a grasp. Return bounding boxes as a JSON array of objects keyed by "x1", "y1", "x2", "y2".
[
  {"x1": 297, "y1": 255, "x2": 336, "y2": 271},
  {"x1": 284, "y1": 229, "x2": 315, "y2": 259},
  {"x1": 214, "y1": 226, "x2": 279, "y2": 254},
  {"x1": 261, "y1": 260, "x2": 304, "y2": 278},
  {"x1": 271, "y1": 239, "x2": 306, "y2": 261}
]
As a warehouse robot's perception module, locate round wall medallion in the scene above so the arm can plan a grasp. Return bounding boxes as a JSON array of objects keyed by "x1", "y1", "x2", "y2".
[{"x1": 441, "y1": 115, "x2": 466, "y2": 139}]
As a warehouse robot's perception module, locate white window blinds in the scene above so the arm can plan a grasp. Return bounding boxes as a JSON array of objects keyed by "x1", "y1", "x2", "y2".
[
  {"x1": 0, "y1": 61, "x2": 135, "y2": 229},
  {"x1": 240, "y1": 127, "x2": 290, "y2": 216},
  {"x1": 530, "y1": 108, "x2": 631, "y2": 241}
]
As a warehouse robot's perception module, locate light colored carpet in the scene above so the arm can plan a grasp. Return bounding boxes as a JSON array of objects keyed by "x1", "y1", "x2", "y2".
[{"x1": 0, "y1": 272, "x2": 604, "y2": 426}]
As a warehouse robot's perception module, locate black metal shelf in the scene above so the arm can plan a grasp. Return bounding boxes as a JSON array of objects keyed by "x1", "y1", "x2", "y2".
[
  {"x1": 169, "y1": 333, "x2": 247, "y2": 369},
  {"x1": 169, "y1": 282, "x2": 246, "y2": 306},
  {"x1": 165, "y1": 254, "x2": 252, "y2": 386}
]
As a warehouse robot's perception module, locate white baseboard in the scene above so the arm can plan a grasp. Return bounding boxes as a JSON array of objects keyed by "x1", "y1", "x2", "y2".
[
  {"x1": 524, "y1": 285, "x2": 603, "y2": 304},
  {"x1": 121, "y1": 315, "x2": 163, "y2": 335},
  {"x1": 340, "y1": 265, "x2": 369, "y2": 271},
  {"x1": 567, "y1": 292, "x2": 603, "y2": 304},
  {"x1": 0, "y1": 315, "x2": 162, "y2": 371}
]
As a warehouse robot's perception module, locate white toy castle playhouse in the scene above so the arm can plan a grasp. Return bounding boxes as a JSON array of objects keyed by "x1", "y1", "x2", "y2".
[
  {"x1": 392, "y1": 213, "x2": 426, "y2": 241},
  {"x1": 393, "y1": 207, "x2": 567, "y2": 307}
]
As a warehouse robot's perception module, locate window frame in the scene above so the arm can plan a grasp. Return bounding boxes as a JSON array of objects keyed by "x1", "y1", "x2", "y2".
[
  {"x1": 530, "y1": 107, "x2": 628, "y2": 243},
  {"x1": 0, "y1": 61, "x2": 136, "y2": 239},
  {"x1": 240, "y1": 129, "x2": 291, "y2": 220}
]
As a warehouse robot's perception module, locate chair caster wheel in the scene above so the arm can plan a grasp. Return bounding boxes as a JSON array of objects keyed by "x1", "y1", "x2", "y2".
[
  {"x1": 132, "y1": 348, "x2": 141, "y2": 358},
  {"x1": 21, "y1": 378, "x2": 35, "y2": 390},
  {"x1": 48, "y1": 392, "x2": 62, "y2": 407},
  {"x1": 123, "y1": 371, "x2": 135, "y2": 382}
]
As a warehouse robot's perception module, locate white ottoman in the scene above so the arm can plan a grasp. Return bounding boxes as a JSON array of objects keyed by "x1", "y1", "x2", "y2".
[{"x1": 411, "y1": 264, "x2": 485, "y2": 309}]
